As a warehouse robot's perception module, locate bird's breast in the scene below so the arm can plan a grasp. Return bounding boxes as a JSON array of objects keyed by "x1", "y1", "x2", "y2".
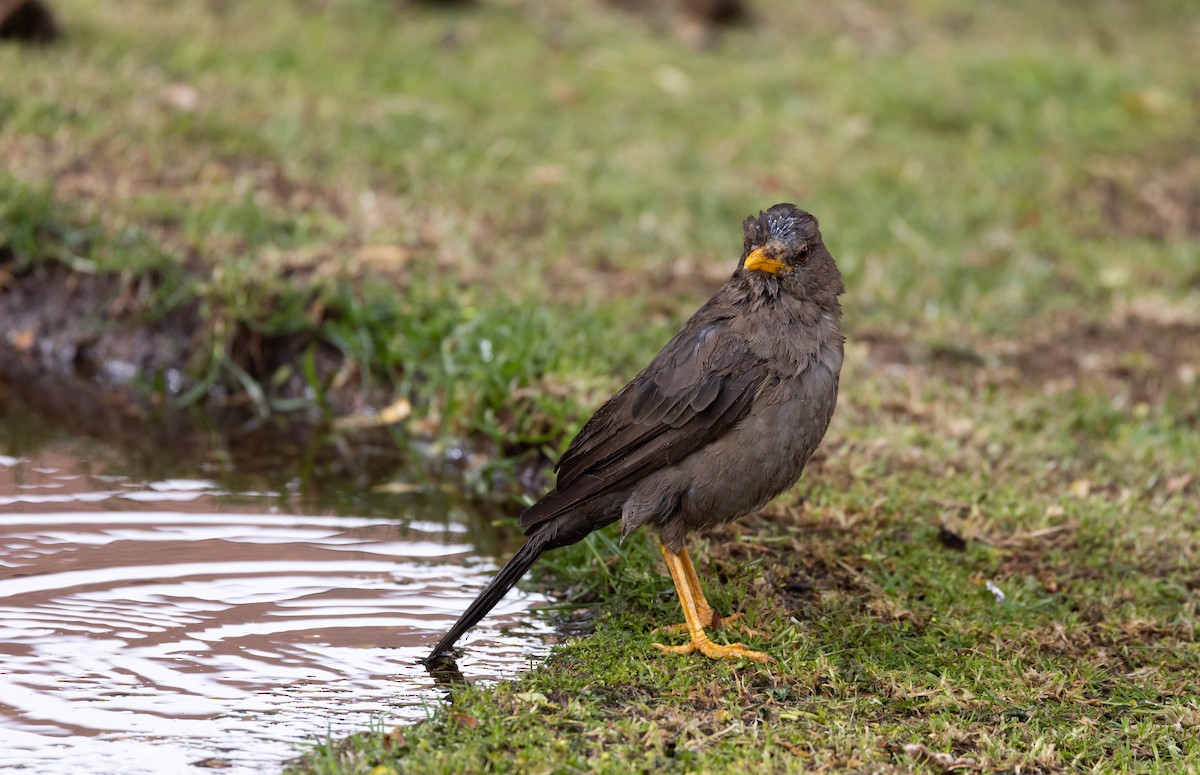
[{"x1": 672, "y1": 361, "x2": 840, "y2": 530}]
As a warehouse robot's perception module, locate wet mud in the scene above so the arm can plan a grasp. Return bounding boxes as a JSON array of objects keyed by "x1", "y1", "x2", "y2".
[
  {"x1": 0, "y1": 257, "x2": 356, "y2": 427},
  {"x1": 0, "y1": 254, "x2": 432, "y2": 497}
]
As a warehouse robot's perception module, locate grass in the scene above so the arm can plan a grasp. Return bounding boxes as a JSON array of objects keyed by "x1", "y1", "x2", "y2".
[
  {"x1": 287, "y1": 355, "x2": 1200, "y2": 772},
  {"x1": 2, "y1": 0, "x2": 1199, "y2": 772}
]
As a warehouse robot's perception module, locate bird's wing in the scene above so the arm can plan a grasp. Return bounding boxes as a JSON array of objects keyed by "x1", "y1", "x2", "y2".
[{"x1": 519, "y1": 314, "x2": 767, "y2": 531}]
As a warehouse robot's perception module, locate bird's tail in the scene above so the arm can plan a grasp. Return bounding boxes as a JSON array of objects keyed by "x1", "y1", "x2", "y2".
[{"x1": 423, "y1": 527, "x2": 552, "y2": 662}]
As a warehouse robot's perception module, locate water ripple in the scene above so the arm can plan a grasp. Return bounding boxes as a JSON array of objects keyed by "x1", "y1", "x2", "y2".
[{"x1": 0, "y1": 481, "x2": 548, "y2": 774}]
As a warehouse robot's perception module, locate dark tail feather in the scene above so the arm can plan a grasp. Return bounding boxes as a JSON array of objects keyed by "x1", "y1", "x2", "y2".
[{"x1": 423, "y1": 529, "x2": 552, "y2": 663}]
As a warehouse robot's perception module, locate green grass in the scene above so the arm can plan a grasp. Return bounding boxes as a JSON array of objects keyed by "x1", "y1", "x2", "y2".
[
  {"x1": 288, "y1": 356, "x2": 1200, "y2": 772},
  {"x1": 2, "y1": 0, "x2": 1200, "y2": 772}
]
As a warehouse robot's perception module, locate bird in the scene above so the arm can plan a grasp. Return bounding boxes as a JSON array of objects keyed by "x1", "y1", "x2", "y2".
[{"x1": 425, "y1": 203, "x2": 844, "y2": 664}]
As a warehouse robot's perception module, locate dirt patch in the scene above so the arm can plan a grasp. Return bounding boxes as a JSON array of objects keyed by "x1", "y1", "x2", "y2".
[
  {"x1": 857, "y1": 314, "x2": 1200, "y2": 409},
  {"x1": 1074, "y1": 153, "x2": 1200, "y2": 241},
  {"x1": 1006, "y1": 317, "x2": 1200, "y2": 406}
]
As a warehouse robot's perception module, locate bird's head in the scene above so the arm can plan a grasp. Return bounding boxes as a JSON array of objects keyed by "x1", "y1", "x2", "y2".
[{"x1": 738, "y1": 203, "x2": 844, "y2": 305}]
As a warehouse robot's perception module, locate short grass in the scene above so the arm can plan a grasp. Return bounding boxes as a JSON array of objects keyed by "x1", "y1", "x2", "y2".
[
  {"x1": 2, "y1": 0, "x2": 1199, "y2": 772},
  {"x1": 291, "y1": 345, "x2": 1200, "y2": 773}
]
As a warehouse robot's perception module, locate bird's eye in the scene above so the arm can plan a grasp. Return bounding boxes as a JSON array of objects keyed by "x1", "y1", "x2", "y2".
[{"x1": 794, "y1": 245, "x2": 810, "y2": 264}]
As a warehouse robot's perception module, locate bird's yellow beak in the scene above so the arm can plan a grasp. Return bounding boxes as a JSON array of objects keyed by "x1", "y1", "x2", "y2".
[{"x1": 743, "y1": 247, "x2": 788, "y2": 275}]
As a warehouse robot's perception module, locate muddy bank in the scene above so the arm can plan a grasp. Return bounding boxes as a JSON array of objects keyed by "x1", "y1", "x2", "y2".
[
  {"x1": 0, "y1": 248, "x2": 565, "y2": 511},
  {"x1": 0, "y1": 253, "x2": 405, "y2": 476}
]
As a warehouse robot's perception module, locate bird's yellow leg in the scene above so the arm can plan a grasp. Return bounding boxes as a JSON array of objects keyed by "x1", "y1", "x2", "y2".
[
  {"x1": 678, "y1": 546, "x2": 718, "y2": 626},
  {"x1": 652, "y1": 544, "x2": 771, "y2": 663},
  {"x1": 654, "y1": 547, "x2": 756, "y2": 635},
  {"x1": 654, "y1": 548, "x2": 731, "y2": 628}
]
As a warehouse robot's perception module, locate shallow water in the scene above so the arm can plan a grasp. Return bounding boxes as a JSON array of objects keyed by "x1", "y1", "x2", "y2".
[{"x1": 0, "y1": 438, "x2": 548, "y2": 774}]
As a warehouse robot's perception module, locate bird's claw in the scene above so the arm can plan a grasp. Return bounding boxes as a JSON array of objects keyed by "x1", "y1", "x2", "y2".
[{"x1": 652, "y1": 637, "x2": 772, "y2": 663}]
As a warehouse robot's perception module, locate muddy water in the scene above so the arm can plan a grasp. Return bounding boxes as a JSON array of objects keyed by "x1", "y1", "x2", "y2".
[{"x1": 0, "y1": 436, "x2": 549, "y2": 773}]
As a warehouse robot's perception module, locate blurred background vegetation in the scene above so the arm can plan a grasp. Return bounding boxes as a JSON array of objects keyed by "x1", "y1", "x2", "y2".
[{"x1": 3, "y1": 1, "x2": 1196, "y2": 458}]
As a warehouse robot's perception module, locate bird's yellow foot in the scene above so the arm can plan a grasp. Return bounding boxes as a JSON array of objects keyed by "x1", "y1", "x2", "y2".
[
  {"x1": 652, "y1": 630, "x2": 771, "y2": 663},
  {"x1": 655, "y1": 544, "x2": 772, "y2": 663}
]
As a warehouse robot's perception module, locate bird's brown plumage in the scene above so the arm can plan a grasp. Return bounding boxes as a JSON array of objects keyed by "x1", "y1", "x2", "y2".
[{"x1": 425, "y1": 203, "x2": 844, "y2": 663}]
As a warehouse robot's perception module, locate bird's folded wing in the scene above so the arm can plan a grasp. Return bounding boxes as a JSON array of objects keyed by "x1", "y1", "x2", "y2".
[{"x1": 519, "y1": 317, "x2": 767, "y2": 531}]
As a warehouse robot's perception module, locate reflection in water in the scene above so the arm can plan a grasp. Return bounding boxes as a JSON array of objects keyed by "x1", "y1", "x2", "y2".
[{"x1": 0, "y1": 451, "x2": 548, "y2": 774}]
